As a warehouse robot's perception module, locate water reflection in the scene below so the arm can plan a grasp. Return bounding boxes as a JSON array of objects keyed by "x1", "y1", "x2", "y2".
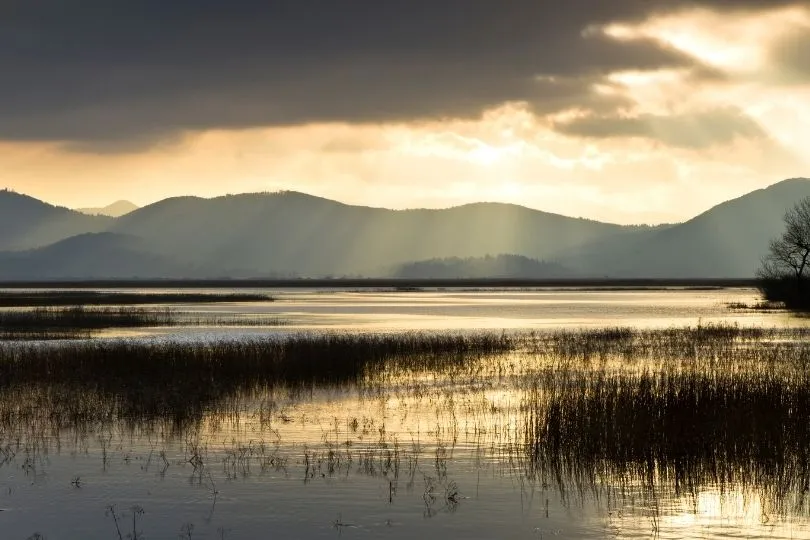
[
  {"x1": 3, "y1": 327, "x2": 810, "y2": 538},
  {"x1": 36, "y1": 287, "x2": 807, "y2": 336}
]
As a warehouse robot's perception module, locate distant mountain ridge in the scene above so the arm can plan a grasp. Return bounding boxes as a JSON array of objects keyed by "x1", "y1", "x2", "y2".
[
  {"x1": 0, "y1": 179, "x2": 807, "y2": 279},
  {"x1": 0, "y1": 189, "x2": 111, "y2": 251},
  {"x1": 107, "y1": 191, "x2": 640, "y2": 276},
  {"x1": 0, "y1": 233, "x2": 193, "y2": 279},
  {"x1": 76, "y1": 200, "x2": 139, "y2": 217},
  {"x1": 562, "y1": 178, "x2": 810, "y2": 278}
]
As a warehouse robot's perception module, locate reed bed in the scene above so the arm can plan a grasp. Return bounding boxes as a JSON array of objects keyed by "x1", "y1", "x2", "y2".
[
  {"x1": 1, "y1": 324, "x2": 808, "y2": 422},
  {"x1": 527, "y1": 370, "x2": 810, "y2": 471},
  {"x1": 0, "y1": 329, "x2": 91, "y2": 340},
  {"x1": 2, "y1": 323, "x2": 810, "y2": 515},
  {"x1": 521, "y1": 329, "x2": 810, "y2": 513},
  {"x1": 178, "y1": 314, "x2": 289, "y2": 327},
  {"x1": 0, "y1": 307, "x2": 288, "y2": 339},
  {"x1": 0, "y1": 332, "x2": 513, "y2": 428},
  {"x1": 0, "y1": 290, "x2": 272, "y2": 307},
  {"x1": 725, "y1": 300, "x2": 784, "y2": 311},
  {"x1": 0, "y1": 306, "x2": 176, "y2": 330},
  {"x1": 539, "y1": 324, "x2": 810, "y2": 372},
  {"x1": 0, "y1": 332, "x2": 513, "y2": 387}
]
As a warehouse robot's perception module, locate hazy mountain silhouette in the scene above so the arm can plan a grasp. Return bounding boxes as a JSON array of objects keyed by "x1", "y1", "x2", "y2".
[
  {"x1": 393, "y1": 254, "x2": 572, "y2": 279},
  {"x1": 76, "y1": 200, "x2": 139, "y2": 217},
  {"x1": 0, "y1": 190, "x2": 111, "y2": 251},
  {"x1": 561, "y1": 178, "x2": 810, "y2": 278},
  {"x1": 0, "y1": 179, "x2": 807, "y2": 279},
  {"x1": 109, "y1": 192, "x2": 639, "y2": 276},
  {"x1": 0, "y1": 233, "x2": 193, "y2": 279}
]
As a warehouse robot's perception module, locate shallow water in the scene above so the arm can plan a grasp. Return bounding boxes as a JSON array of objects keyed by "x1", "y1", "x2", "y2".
[
  {"x1": 2, "y1": 288, "x2": 810, "y2": 539},
  {"x1": 4, "y1": 372, "x2": 810, "y2": 540},
  {"x1": 62, "y1": 286, "x2": 808, "y2": 338}
]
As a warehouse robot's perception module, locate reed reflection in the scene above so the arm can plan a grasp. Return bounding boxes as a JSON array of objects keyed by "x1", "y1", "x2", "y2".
[{"x1": 1, "y1": 325, "x2": 810, "y2": 538}]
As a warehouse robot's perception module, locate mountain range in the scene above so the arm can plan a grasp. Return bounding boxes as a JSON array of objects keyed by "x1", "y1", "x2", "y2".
[{"x1": 0, "y1": 179, "x2": 807, "y2": 280}]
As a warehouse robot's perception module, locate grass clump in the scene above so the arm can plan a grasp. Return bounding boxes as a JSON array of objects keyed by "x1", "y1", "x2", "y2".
[{"x1": 725, "y1": 300, "x2": 783, "y2": 311}]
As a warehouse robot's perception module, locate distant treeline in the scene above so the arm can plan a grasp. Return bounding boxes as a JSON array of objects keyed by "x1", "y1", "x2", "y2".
[{"x1": 392, "y1": 254, "x2": 571, "y2": 279}]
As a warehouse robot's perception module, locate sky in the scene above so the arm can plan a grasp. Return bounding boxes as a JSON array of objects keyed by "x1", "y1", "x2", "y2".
[{"x1": 1, "y1": 0, "x2": 809, "y2": 224}]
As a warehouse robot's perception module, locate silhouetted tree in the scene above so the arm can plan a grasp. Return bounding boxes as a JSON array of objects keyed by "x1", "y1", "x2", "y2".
[{"x1": 758, "y1": 197, "x2": 810, "y2": 308}]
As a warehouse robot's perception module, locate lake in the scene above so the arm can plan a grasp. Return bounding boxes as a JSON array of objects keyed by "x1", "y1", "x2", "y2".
[
  {"x1": 82, "y1": 286, "x2": 804, "y2": 336},
  {"x1": 1, "y1": 287, "x2": 809, "y2": 539}
]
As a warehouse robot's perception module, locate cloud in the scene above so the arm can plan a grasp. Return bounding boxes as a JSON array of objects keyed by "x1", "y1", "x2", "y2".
[
  {"x1": 3, "y1": 97, "x2": 804, "y2": 228},
  {"x1": 1, "y1": 0, "x2": 799, "y2": 148},
  {"x1": 767, "y1": 27, "x2": 810, "y2": 84},
  {"x1": 552, "y1": 108, "x2": 767, "y2": 149},
  {"x1": 599, "y1": 3, "x2": 810, "y2": 84}
]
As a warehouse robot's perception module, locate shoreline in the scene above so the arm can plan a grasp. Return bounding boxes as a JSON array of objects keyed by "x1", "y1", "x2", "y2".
[{"x1": 0, "y1": 277, "x2": 759, "y2": 289}]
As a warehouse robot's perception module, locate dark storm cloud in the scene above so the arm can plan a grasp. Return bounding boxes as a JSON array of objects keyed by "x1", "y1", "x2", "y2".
[
  {"x1": 552, "y1": 108, "x2": 767, "y2": 149},
  {"x1": 0, "y1": 0, "x2": 802, "y2": 147}
]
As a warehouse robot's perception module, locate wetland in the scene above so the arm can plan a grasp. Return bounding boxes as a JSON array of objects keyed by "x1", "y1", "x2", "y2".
[{"x1": 1, "y1": 287, "x2": 809, "y2": 539}]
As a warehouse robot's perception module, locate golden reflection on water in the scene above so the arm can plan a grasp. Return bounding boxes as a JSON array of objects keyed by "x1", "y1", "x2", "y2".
[
  {"x1": 174, "y1": 388, "x2": 810, "y2": 539},
  {"x1": 84, "y1": 287, "x2": 810, "y2": 339},
  {"x1": 5, "y1": 321, "x2": 810, "y2": 538},
  {"x1": 178, "y1": 372, "x2": 810, "y2": 539},
  {"x1": 609, "y1": 488, "x2": 810, "y2": 539}
]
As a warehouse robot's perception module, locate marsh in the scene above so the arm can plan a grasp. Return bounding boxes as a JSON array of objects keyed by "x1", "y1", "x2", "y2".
[{"x1": 1, "y1": 287, "x2": 809, "y2": 539}]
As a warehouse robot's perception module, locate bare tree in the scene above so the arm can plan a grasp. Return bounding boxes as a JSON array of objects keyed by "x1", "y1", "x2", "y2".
[{"x1": 759, "y1": 197, "x2": 810, "y2": 296}]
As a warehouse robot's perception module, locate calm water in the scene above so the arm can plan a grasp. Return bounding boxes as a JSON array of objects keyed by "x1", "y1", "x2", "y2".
[
  {"x1": 2, "y1": 288, "x2": 809, "y2": 539},
  {"x1": 80, "y1": 286, "x2": 807, "y2": 337}
]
